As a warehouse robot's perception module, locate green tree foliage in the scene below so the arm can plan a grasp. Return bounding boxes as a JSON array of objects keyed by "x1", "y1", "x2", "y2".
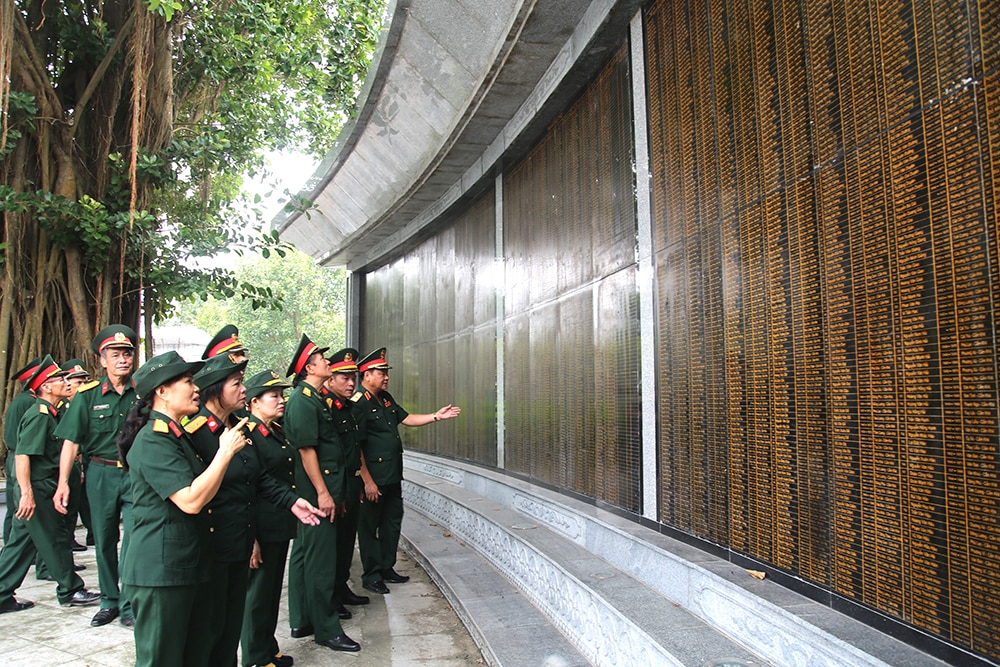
[
  {"x1": 0, "y1": 0, "x2": 385, "y2": 413},
  {"x1": 169, "y1": 247, "x2": 347, "y2": 376}
]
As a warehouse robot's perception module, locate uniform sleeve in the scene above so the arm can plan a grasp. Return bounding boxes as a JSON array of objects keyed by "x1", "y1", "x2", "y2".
[
  {"x1": 257, "y1": 469, "x2": 299, "y2": 509},
  {"x1": 16, "y1": 408, "x2": 50, "y2": 457},
  {"x1": 284, "y1": 393, "x2": 319, "y2": 450},
  {"x1": 129, "y1": 430, "x2": 197, "y2": 501},
  {"x1": 53, "y1": 390, "x2": 88, "y2": 443}
]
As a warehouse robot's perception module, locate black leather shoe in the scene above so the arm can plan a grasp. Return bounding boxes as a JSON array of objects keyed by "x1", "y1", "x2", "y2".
[
  {"x1": 315, "y1": 635, "x2": 360, "y2": 652},
  {"x1": 383, "y1": 569, "x2": 410, "y2": 584},
  {"x1": 289, "y1": 625, "x2": 314, "y2": 638},
  {"x1": 272, "y1": 653, "x2": 293, "y2": 667},
  {"x1": 73, "y1": 563, "x2": 86, "y2": 571},
  {"x1": 0, "y1": 598, "x2": 34, "y2": 614},
  {"x1": 339, "y1": 587, "x2": 370, "y2": 606},
  {"x1": 120, "y1": 615, "x2": 135, "y2": 627},
  {"x1": 336, "y1": 604, "x2": 352, "y2": 620},
  {"x1": 90, "y1": 607, "x2": 120, "y2": 625},
  {"x1": 66, "y1": 590, "x2": 101, "y2": 607},
  {"x1": 362, "y1": 580, "x2": 390, "y2": 595},
  {"x1": 71, "y1": 540, "x2": 87, "y2": 552}
]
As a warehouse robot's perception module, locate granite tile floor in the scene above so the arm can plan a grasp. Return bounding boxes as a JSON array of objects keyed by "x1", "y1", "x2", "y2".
[{"x1": 0, "y1": 509, "x2": 486, "y2": 667}]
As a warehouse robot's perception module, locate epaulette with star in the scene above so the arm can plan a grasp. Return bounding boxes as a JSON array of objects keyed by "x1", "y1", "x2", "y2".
[
  {"x1": 350, "y1": 391, "x2": 364, "y2": 402},
  {"x1": 77, "y1": 380, "x2": 100, "y2": 393},
  {"x1": 184, "y1": 415, "x2": 209, "y2": 433}
]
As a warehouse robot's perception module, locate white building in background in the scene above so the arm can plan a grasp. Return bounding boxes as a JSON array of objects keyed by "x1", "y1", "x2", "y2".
[{"x1": 148, "y1": 325, "x2": 210, "y2": 363}]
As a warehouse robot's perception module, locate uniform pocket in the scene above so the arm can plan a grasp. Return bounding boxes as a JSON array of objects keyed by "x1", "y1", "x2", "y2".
[{"x1": 162, "y1": 522, "x2": 199, "y2": 569}]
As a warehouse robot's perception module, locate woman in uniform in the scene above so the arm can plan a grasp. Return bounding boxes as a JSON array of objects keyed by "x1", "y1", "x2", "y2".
[
  {"x1": 117, "y1": 351, "x2": 249, "y2": 667},
  {"x1": 187, "y1": 354, "x2": 323, "y2": 667},
  {"x1": 239, "y1": 370, "x2": 297, "y2": 667}
]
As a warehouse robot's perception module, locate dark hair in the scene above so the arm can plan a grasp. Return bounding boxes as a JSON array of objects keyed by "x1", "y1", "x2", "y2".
[
  {"x1": 117, "y1": 397, "x2": 151, "y2": 471},
  {"x1": 294, "y1": 368, "x2": 308, "y2": 387},
  {"x1": 198, "y1": 376, "x2": 226, "y2": 406}
]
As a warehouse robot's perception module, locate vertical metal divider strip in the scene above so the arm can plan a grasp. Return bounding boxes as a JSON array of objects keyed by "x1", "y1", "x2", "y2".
[
  {"x1": 495, "y1": 172, "x2": 506, "y2": 469},
  {"x1": 630, "y1": 11, "x2": 659, "y2": 521}
]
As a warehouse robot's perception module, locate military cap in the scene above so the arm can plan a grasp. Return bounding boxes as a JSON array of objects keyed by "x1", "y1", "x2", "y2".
[
  {"x1": 91, "y1": 324, "x2": 138, "y2": 355},
  {"x1": 329, "y1": 348, "x2": 359, "y2": 374},
  {"x1": 358, "y1": 347, "x2": 392, "y2": 373},
  {"x1": 203, "y1": 324, "x2": 247, "y2": 359},
  {"x1": 26, "y1": 355, "x2": 69, "y2": 393},
  {"x1": 245, "y1": 369, "x2": 292, "y2": 401},
  {"x1": 11, "y1": 356, "x2": 43, "y2": 388},
  {"x1": 60, "y1": 359, "x2": 91, "y2": 380},
  {"x1": 286, "y1": 333, "x2": 329, "y2": 377},
  {"x1": 133, "y1": 351, "x2": 205, "y2": 402},
  {"x1": 194, "y1": 352, "x2": 248, "y2": 390}
]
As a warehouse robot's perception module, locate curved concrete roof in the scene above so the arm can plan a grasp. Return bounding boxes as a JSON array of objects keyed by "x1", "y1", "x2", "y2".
[{"x1": 276, "y1": 0, "x2": 643, "y2": 270}]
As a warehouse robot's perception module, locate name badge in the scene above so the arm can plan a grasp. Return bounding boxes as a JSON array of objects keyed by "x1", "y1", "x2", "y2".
[{"x1": 93, "y1": 404, "x2": 110, "y2": 410}]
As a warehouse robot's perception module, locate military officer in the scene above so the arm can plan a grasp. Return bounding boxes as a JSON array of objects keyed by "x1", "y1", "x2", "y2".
[
  {"x1": 283, "y1": 334, "x2": 360, "y2": 653},
  {"x1": 203, "y1": 324, "x2": 249, "y2": 361},
  {"x1": 0, "y1": 356, "x2": 100, "y2": 613},
  {"x1": 354, "y1": 347, "x2": 460, "y2": 595},
  {"x1": 118, "y1": 351, "x2": 247, "y2": 667},
  {"x1": 53, "y1": 324, "x2": 139, "y2": 627},
  {"x1": 240, "y1": 370, "x2": 298, "y2": 667},
  {"x1": 58, "y1": 359, "x2": 93, "y2": 553},
  {"x1": 3, "y1": 357, "x2": 43, "y2": 543},
  {"x1": 187, "y1": 354, "x2": 322, "y2": 667},
  {"x1": 325, "y1": 348, "x2": 370, "y2": 609}
]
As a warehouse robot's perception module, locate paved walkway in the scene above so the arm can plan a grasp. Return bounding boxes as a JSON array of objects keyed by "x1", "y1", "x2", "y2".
[{"x1": 0, "y1": 503, "x2": 486, "y2": 666}]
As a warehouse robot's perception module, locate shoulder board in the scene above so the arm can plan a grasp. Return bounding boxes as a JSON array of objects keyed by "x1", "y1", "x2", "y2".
[
  {"x1": 77, "y1": 380, "x2": 101, "y2": 393},
  {"x1": 184, "y1": 415, "x2": 209, "y2": 434},
  {"x1": 350, "y1": 391, "x2": 364, "y2": 403},
  {"x1": 153, "y1": 419, "x2": 169, "y2": 434},
  {"x1": 39, "y1": 403, "x2": 49, "y2": 414},
  {"x1": 247, "y1": 421, "x2": 259, "y2": 432},
  {"x1": 302, "y1": 387, "x2": 312, "y2": 397},
  {"x1": 326, "y1": 397, "x2": 334, "y2": 408}
]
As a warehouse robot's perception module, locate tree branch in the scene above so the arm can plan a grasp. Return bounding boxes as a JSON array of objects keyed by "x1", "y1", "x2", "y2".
[{"x1": 69, "y1": 11, "x2": 137, "y2": 141}]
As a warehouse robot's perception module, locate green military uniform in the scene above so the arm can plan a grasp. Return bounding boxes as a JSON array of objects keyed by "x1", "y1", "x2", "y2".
[
  {"x1": 188, "y1": 356, "x2": 299, "y2": 667},
  {"x1": 283, "y1": 334, "x2": 351, "y2": 644},
  {"x1": 54, "y1": 325, "x2": 138, "y2": 621},
  {"x1": 123, "y1": 408, "x2": 214, "y2": 667},
  {"x1": 240, "y1": 371, "x2": 298, "y2": 667},
  {"x1": 3, "y1": 357, "x2": 42, "y2": 543},
  {"x1": 0, "y1": 359, "x2": 89, "y2": 607},
  {"x1": 54, "y1": 376, "x2": 136, "y2": 616},
  {"x1": 352, "y1": 385, "x2": 408, "y2": 586},
  {"x1": 326, "y1": 349, "x2": 367, "y2": 601}
]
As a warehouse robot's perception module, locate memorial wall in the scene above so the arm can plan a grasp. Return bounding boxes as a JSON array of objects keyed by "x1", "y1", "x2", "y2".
[
  {"x1": 646, "y1": 0, "x2": 999, "y2": 660},
  {"x1": 360, "y1": 0, "x2": 999, "y2": 661}
]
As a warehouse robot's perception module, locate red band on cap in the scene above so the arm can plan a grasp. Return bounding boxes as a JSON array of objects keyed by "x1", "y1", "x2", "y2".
[
  {"x1": 359, "y1": 357, "x2": 387, "y2": 373},
  {"x1": 15, "y1": 364, "x2": 40, "y2": 383},
  {"x1": 28, "y1": 363, "x2": 61, "y2": 392},
  {"x1": 207, "y1": 336, "x2": 241, "y2": 358},
  {"x1": 293, "y1": 342, "x2": 319, "y2": 376},
  {"x1": 330, "y1": 361, "x2": 358, "y2": 373},
  {"x1": 98, "y1": 331, "x2": 133, "y2": 353}
]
